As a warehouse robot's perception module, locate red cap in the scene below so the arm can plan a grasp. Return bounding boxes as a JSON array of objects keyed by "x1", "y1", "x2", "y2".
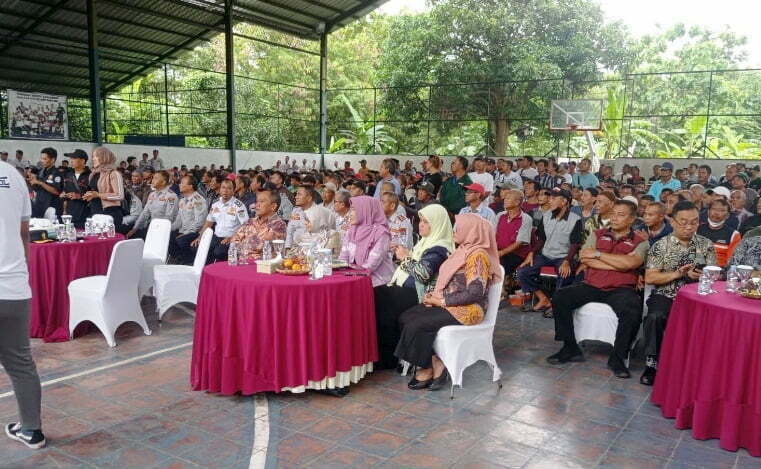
[
  {"x1": 226, "y1": 173, "x2": 237, "y2": 181},
  {"x1": 464, "y1": 183, "x2": 485, "y2": 195}
]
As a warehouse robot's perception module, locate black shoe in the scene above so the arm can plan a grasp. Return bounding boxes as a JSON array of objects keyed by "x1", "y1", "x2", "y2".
[
  {"x1": 640, "y1": 366, "x2": 657, "y2": 386},
  {"x1": 607, "y1": 356, "x2": 631, "y2": 379},
  {"x1": 408, "y1": 375, "x2": 433, "y2": 390},
  {"x1": 318, "y1": 388, "x2": 349, "y2": 398},
  {"x1": 428, "y1": 369, "x2": 449, "y2": 392},
  {"x1": 546, "y1": 345, "x2": 585, "y2": 365},
  {"x1": 5, "y1": 423, "x2": 46, "y2": 449}
]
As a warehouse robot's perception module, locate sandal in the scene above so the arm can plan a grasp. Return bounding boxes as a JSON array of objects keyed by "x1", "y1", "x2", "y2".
[{"x1": 542, "y1": 308, "x2": 554, "y2": 319}]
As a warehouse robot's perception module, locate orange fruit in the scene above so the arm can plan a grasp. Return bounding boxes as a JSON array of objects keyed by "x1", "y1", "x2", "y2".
[
  {"x1": 291, "y1": 263, "x2": 302, "y2": 271},
  {"x1": 283, "y1": 259, "x2": 294, "y2": 268}
]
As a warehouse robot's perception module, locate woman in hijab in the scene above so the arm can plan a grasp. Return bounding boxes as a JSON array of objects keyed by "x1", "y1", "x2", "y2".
[
  {"x1": 374, "y1": 204, "x2": 454, "y2": 369},
  {"x1": 82, "y1": 146, "x2": 125, "y2": 231},
  {"x1": 297, "y1": 203, "x2": 340, "y2": 253},
  {"x1": 395, "y1": 213, "x2": 502, "y2": 391},
  {"x1": 339, "y1": 196, "x2": 394, "y2": 287}
]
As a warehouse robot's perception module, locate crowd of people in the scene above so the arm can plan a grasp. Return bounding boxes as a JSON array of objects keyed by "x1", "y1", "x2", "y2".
[{"x1": 5, "y1": 147, "x2": 761, "y2": 392}]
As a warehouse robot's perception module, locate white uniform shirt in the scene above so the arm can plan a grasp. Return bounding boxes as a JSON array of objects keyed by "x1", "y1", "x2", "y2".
[
  {"x1": 388, "y1": 212, "x2": 414, "y2": 249},
  {"x1": 207, "y1": 197, "x2": 249, "y2": 238},
  {"x1": 0, "y1": 161, "x2": 32, "y2": 300}
]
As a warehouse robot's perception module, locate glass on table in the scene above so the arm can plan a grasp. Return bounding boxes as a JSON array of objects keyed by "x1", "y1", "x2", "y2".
[{"x1": 271, "y1": 239, "x2": 285, "y2": 258}]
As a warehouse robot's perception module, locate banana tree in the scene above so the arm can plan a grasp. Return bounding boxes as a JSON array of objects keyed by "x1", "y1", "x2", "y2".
[{"x1": 333, "y1": 94, "x2": 397, "y2": 154}]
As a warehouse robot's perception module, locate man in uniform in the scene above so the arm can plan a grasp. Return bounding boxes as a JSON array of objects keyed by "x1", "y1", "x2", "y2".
[
  {"x1": 60, "y1": 149, "x2": 91, "y2": 228},
  {"x1": 126, "y1": 171, "x2": 179, "y2": 239},
  {"x1": 640, "y1": 201, "x2": 716, "y2": 386},
  {"x1": 382, "y1": 192, "x2": 414, "y2": 250},
  {"x1": 28, "y1": 147, "x2": 62, "y2": 219},
  {"x1": 193, "y1": 179, "x2": 249, "y2": 263},
  {"x1": 548, "y1": 200, "x2": 649, "y2": 378},
  {"x1": 170, "y1": 175, "x2": 208, "y2": 265}
]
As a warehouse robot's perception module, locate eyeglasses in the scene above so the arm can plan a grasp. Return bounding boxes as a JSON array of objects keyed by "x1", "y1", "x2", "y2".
[{"x1": 672, "y1": 218, "x2": 700, "y2": 227}]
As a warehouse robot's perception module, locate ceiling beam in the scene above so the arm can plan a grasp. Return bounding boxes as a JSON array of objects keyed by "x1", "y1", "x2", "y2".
[
  {"x1": 98, "y1": 0, "x2": 225, "y2": 34},
  {"x1": 0, "y1": 38, "x2": 149, "y2": 66},
  {"x1": 0, "y1": 52, "x2": 128, "y2": 74},
  {"x1": 0, "y1": 0, "x2": 71, "y2": 55},
  {"x1": 292, "y1": 0, "x2": 342, "y2": 15},
  {"x1": 327, "y1": 0, "x2": 385, "y2": 31},
  {"x1": 0, "y1": 62, "x2": 120, "y2": 84},
  {"x1": 236, "y1": 0, "x2": 329, "y2": 23}
]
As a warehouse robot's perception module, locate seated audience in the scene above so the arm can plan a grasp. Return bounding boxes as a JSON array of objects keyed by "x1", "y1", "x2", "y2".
[
  {"x1": 229, "y1": 188, "x2": 286, "y2": 259},
  {"x1": 739, "y1": 197, "x2": 761, "y2": 235},
  {"x1": 382, "y1": 192, "x2": 414, "y2": 250},
  {"x1": 192, "y1": 179, "x2": 249, "y2": 263},
  {"x1": 374, "y1": 204, "x2": 453, "y2": 369},
  {"x1": 697, "y1": 198, "x2": 741, "y2": 267},
  {"x1": 636, "y1": 201, "x2": 672, "y2": 246},
  {"x1": 728, "y1": 234, "x2": 761, "y2": 270},
  {"x1": 395, "y1": 214, "x2": 502, "y2": 390},
  {"x1": 494, "y1": 189, "x2": 533, "y2": 282},
  {"x1": 169, "y1": 175, "x2": 208, "y2": 265},
  {"x1": 641, "y1": 201, "x2": 716, "y2": 386},
  {"x1": 570, "y1": 187, "x2": 597, "y2": 225},
  {"x1": 126, "y1": 170, "x2": 179, "y2": 240},
  {"x1": 459, "y1": 183, "x2": 496, "y2": 225},
  {"x1": 338, "y1": 196, "x2": 395, "y2": 287},
  {"x1": 548, "y1": 200, "x2": 648, "y2": 378}
]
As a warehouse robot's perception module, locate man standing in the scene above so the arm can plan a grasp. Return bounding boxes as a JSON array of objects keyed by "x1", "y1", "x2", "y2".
[
  {"x1": 13, "y1": 150, "x2": 31, "y2": 171},
  {"x1": 459, "y1": 183, "x2": 496, "y2": 225},
  {"x1": 641, "y1": 201, "x2": 716, "y2": 386},
  {"x1": 229, "y1": 189, "x2": 287, "y2": 260},
  {"x1": 517, "y1": 156, "x2": 538, "y2": 181},
  {"x1": 0, "y1": 160, "x2": 45, "y2": 449},
  {"x1": 571, "y1": 158, "x2": 599, "y2": 190},
  {"x1": 150, "y1": 149, "x2": 164, "y2": 171},
  {"x1": 60, "y1": 149, "x2": 91, "y2": 228},
  {"x1": 126, "y1": 171, "x2": 179, "y2": 240},
  {"x1": 170, "y1": 176, "x2": 208, "y2": 265},
  {"x1": 468, "y1": 157, "x2": 495, "y2": 203},
  {"x1": 647, "y1": 162, "x2": 682, "y2": 200},
  {"x1": 373, "y1": 159, "x2": 401, "y2": 198},
  {"x1": 192, "y1": 179, "x2": 249, "y2": 263},
  {"x1": 439, "y1": 156, "x2": 472, "y2": 217},
  {"x1": 28, "y1": 148, "x2": 62, "y2": 218},
  {"x1": 548, "y1": 200, "x2": 648, "y2": 378}
]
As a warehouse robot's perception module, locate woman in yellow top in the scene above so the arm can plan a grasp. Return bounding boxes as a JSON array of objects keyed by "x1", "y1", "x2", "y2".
[{"x1": 395, "y1": 213, "x2": 502, "y2": 391}]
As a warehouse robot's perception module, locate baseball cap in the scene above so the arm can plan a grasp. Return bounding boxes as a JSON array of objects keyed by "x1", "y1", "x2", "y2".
[
  {"x1": 622, "y1": 195, "x2": 639, "y2": 206},
  {"x1": 660, "y1": 162, "x2": 674, "y2": 171},
  {"x1": 711, "y1": 186, "x2": 731, "y2": 199},
  {"x1": 551, "y1": 188, "x2": 573, "y2": 203},
  {"x1": 752, "y1": 165, "x2": 760, "y2": 172},
  {"x1": 689, "y1": 184, "x2": 705, "y2": 191},
  {"x1": 64, "y1": 149, "x2": 88, "y2": 162},
  {"x1": 496, "y1": 181, "x2": 520, "y2": 190},
  {"x1": 464, "y1": 183, "x2": 486, "y2": 195},
  {"x1": 323, "y1": 182, "x2": 337, "y2": 192},
  {"x1": 226, "y1": 173, "x2": 237, "y2": 181},
  {"x1": 416, "y1": 181, "x2": 436, "y2": 195}
]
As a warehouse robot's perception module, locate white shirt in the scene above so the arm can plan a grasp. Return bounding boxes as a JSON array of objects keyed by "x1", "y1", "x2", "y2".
[
  {"x1": 207, "y1": 197, "x2": 249, "y2": 238},
  {"x1": 519, "y1": 167, "x2": 539, "y2": 180},
  {"x1": 495, "y1": 171, "x2": 523, "y2": 189},
  {"x1": 468, "y1": 171, "x2": 496, "y2": 207},
  {"x1": 0, "y1": 161, "x2": 32, "y2": 300}
]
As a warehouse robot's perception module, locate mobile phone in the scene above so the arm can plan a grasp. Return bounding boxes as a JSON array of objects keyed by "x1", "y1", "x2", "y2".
[{"x1": 693, "y1": 263, "x2": 706, "y2": 270}]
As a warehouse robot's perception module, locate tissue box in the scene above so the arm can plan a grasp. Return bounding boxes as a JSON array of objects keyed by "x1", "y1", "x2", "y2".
[{"x1": 255, "y1": 258, "x2": 282, "y2": 274}]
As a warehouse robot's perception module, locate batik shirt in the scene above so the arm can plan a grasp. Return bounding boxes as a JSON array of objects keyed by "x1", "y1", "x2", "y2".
[
  {"x1": 646, "y1": 234, "x2": 716, "y2": 299},
  {"x1": 729, "y1": 236, "x2": 761, "y2": 270},
  {"x1": 230, "y1": 214, "x2": 287, "y2": 259}
]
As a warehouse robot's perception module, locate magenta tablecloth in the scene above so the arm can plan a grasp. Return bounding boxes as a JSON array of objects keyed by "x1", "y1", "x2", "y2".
[
  {"x1": 652, "y1": 282, "x2": 761, "y2": 456},
  {"x1": 29, "y1": 235, "x2": 124, "y2": 342},
  {"x1": 191, "y1": 263, "x2": 378, "y2": 395}
]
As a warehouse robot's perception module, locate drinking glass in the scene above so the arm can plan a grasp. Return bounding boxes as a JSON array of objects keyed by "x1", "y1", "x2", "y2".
[
  {"x1": 97, "y1": 223, "x2": 106, "y2": 239},
  {"x1": 272, "y1": 239, "x2": 285, "y2": 259},
  {"x1": 737, "y1": 265, "x2": 754, "y2": 283}
]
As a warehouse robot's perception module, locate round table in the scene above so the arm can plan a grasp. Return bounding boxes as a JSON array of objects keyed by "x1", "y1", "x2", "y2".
[
  {"x1": 29, "y1": 234, "x2": 124, "y2": 342},
  {"x1": 190, "y1": 263, "x2": 378, "y2": 395},
  {"x1": 652, "y1": 282, "x2": 761, "y2": 456}
]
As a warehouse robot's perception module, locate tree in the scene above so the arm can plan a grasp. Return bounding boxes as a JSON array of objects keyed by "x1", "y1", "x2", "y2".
[{"x1": 376, "y1": 0, "x2": 631, "y2": 156}]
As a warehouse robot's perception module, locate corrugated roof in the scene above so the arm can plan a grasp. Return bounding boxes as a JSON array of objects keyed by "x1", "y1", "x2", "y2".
[{"x1": 0, "y1": 0, "x2": 388, "y2": 97}]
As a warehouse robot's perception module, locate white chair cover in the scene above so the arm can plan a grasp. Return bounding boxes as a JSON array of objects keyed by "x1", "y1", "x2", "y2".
[
  {"x1": 433, "y1": 266, "x2": 504, "y2": 398},
  {"x1": 43, "y1": 207, "x2": 57, "y2": 222},
  {"x1": 68, "y1": 239, "x2": 151, "y2": 347},
  {"x1": 138, "y1": 218, "x2": 172, "y2": 298},
  {"x1": 92, "y1": 214, "x2": 114, "y2": 225},
  {"x1": 30, "y1": 218, "x2": 52, "y2": 229},
  {"x1": 153, "y1": 228, "x2": 213, "y2": 319},
  {"x1": 573, "y1": 302, "x2": 618, "y2": 346}
]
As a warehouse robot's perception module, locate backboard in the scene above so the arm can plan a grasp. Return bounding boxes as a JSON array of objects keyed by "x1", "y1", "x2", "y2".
[{"x1": 549, "y1": 99, "x2": 603, "y2": 131}]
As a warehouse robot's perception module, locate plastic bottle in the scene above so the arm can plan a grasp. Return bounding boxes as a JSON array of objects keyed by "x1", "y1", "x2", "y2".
[
  {"x1": 725, "y1": 266, "x2": 740, "y2": 293},
  {"x1": 228, "y1": 242, "x2": 239, "y2": 266}
]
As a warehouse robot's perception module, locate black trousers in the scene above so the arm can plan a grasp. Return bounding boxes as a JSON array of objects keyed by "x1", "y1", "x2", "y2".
[
  {"x1": 552, "y1": 283, "x2": 642, "y2": 362},
  {"x1": 102, "y1": 206, "x2": 124, "y2": 233},
  {"x1": 374, "y1": 285, "x2": 420, "y2": 370},
  {"x1": 208, "y1": 235, "x2": 230, "y2": 264},
  {"x1": 641, "y1": 293, "x2": 673, "y2": 359},
  {"x1": 394, "y1": 304, "x2": 459, "y2": 369},
  {"x1": 169, "y1": 231, "x2": 199, "y2": 265}
]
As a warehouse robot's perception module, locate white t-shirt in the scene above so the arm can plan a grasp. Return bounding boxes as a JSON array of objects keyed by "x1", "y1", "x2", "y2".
[
  {"x1": 469, "y1": 171, "x2": 495, "y2": 207},
  {"x1": 0, "y1": 161, "x2": 32, "y2": 300}
]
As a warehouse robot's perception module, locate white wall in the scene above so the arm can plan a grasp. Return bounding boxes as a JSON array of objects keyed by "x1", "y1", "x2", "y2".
[{"x1": 2, "y1": 139, "x2": 757, "y2": 177}]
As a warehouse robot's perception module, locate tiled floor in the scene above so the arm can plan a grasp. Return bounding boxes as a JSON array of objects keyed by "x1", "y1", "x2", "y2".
[{"x1": 0, "y1": 300, "x2": 757, "y2": 468}]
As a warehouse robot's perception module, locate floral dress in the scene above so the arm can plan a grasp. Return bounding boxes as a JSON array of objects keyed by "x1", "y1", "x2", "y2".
[{"x1": 441, "y1": 250, "x2": 491, "y2": 325}]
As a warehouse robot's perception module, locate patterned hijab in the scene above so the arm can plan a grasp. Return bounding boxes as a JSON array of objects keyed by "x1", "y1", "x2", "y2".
[
  {"x1": 345, "y1": 196, "x2": 389, "y2": 266},
  {"x1": 434, "y1": 213, "x2": 502, "y2": 295}
]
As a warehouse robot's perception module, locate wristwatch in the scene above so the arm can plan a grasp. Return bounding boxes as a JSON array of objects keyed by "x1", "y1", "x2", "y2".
[{"x1": 594, "y1": 250, "x2": 601, "y2": 259}]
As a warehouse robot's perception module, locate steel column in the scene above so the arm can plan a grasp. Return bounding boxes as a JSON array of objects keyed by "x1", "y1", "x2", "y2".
[
  {"x1": 318, "y1": 32, "x2": 328, "y2": 169},
  {"x1": 86, "y1": 0, "x2": 102, "y2": 144},
  {"x1": 225, "y1": 0, "x2": 236, "y2": 170}
]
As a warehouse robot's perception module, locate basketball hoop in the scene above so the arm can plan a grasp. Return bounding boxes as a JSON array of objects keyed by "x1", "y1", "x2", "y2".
[{"x1": 567, "y1": 123, "x2": 579, "y2": 131}]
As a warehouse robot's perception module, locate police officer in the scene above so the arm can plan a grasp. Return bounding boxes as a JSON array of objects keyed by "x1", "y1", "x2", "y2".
[
  {"x1": 170, "y1": 175, "x2": 208, "y2": 264},
  {"x1": 126, "y1": 170, "x2": 178, "y2": 239},
  {"x1": 193, "y1": 179, "x2": 249, "y2": 263},
  {"x1": 28, "y1": 147, "x2": 62, "y2": 219},
  {"x1": 60, "y1": 149, "x2": 91, "y2": 228}
]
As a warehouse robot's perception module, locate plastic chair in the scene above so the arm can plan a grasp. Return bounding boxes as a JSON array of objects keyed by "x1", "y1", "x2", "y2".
[
  {"x1": 68, "y1": 239, "x2": 151, "y2": 347},
  {"x1": 153, "y1": 228, "x2": 213, "y2": 320},
  {"x1": 92, "y1": 214, "x2": 114, "y2": 225},
  {"x1": 138, "y1": 218, "x2": 172, "y2": 298},
  {"x1": 433, "y1": 266, "x2": 505, "y2": 399}
]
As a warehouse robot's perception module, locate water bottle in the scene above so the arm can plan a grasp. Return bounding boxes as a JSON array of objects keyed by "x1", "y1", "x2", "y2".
[
  {"x1": 725, "y1": 266, "x2": 740, "y2": 293},
  {"x1": 697, "y1": 270, "x2": 712, "y2": 295},
  {"x1": 228, "y1": 242, "x2": 238, "y2": 266},
  {"x1": 263, "y1": 241, "x2": 272, "y2": 261},
  {"x1": 107, "y1": 222, "x2": 116, "y2": 238},
  {"x1": 85, "y1": 218, "x2": 93, "y2": 236}
]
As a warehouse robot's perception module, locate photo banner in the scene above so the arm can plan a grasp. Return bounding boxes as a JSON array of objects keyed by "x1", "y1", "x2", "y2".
[{"x1": 8, "y1": 89, "x2": 69, "y2": 140}]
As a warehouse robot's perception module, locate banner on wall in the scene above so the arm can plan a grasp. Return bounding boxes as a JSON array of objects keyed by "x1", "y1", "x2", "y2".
[{"x1": 8, "y1": 89, "x2": 68, "y2": 140}]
